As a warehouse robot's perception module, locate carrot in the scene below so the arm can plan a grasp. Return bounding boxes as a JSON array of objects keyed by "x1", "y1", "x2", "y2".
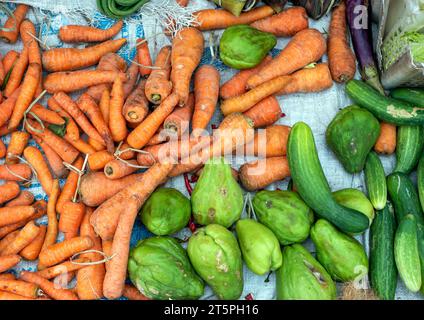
[
  {"x1": 171, "y1": 28, "x2": 204, "y2": 107},
  {"x1": 99, "y1": 89, "x2": 111, "y2": 126},
  {"x1": 76, "y1": 208, "x2": 105, "y2": 300},
  {"x1": 145, "y1": 45, "x2": 172, "y2": 104},
  {"x1": 102, "y1": 240, "x2": 113, "y2": 272},
  {"x1": 239, "y1": 156, "x2": 290, "y2": 191},
  {"x1": 0, "y1": 181, "x2": 20, "y2": 205},
  {"x1": 123, "y1": 80, "x2": 149, "y2": 125},
  {"x1": 127, "y1": 93, "x2": 179, "y2": 149},
  {"x1": 88, "y1": 150, "x2": 114, "y2": 171},
  {"x1": 374, "y1": 122, "x2": 397, "y2": 155},
  {"x1": 59, "y1": 20, "x2": 123, "y2": 43},
  {"x1": 0, "y1": 4, "x2": 29, "y2": 44},
  {"x1": 47, "y1": 97, "x2": 80, "y2": 142},
  {"x1": 42, "y1": 38, "x2": 127, "y2": 72},
  {"x1": 4, "y1": 46, "x2": 28, "y2": 98},
  {"x1": 88, "y1": 137, "x2": 106, "y2": 152},
  {"x1": 164, "y1": 92, "x2": 194, "y2": 136},
  {"x1": 19, "y1": 271, "x2": 78, "y2": 300},
  {"x1": 40, "y1": 179, "x2": 59, "y2": 253},
  {"x1": 70, "y1": 139, "x2": 97, "y2": 155},
  {"x1": 59, "y1": 201, "x2": 86, "y2": 240},
  {"x1": 122, "y1": 284, "x2": 150, "y2": 300},
  {"x1": 109, "y1": 76, "x2": 128, "y2": 142},
  {"x1": 80, "y1": 172, "x2": 144, "y2": 207},
  {"x1": 221, "y1": 75, "x2": 291, "y2": 115},
  {"x1": 243, "y1": 95, "x2": 282, "y2": 128},
  {"x1": 247, "y1": 28, "x2": 327, "y2": 88},
  {"x1": 77, "y1": 93, "x2": 114, "y2": 153},
  {"x1": 192, "y1": 65, "x2": 219, "y2": 134},
  {"x1": 34, "y1": 136, "x2": 67, "y2": 178},
  {"x1": 6, "y1": 190, "x2": 34, "y2": 207},
  {"x1": 0, "y1": 163, "x2": 32, "y2": 182},
  {"x1": 29, "y1": 104, "x2": 66, "y2": 125},
  {"x1": 0, "y1": 273, "x2": 15, "y2": 281},
  {"x1": 146, "y1": 130, "x2": 168, "y2": 146},
  {"x1": 6, "y1": 131, "x2": 29, "y2": 165},
  {"x1": 123, "y1": 62, "x2": 139, "y2": 99},
  {"x1": 36, "y1": 258, "x2": 89, "y2": 279},
  {"x1": 0, "y1": 86, "x2": 21, "y2": 127},
  {"x1": 104, "y1": 159, "x2": 138, "y2": 180},
  {"x1": 276, "y1": 63, "x2": 333, "y2": 95},
  {"x1": 328, "y1": 2, "x2": 356, "y2": 83},
  {"x1": 23, "y1": 146, "x2": 54, "y2": 196},
  {"x1": 54, "y1": 92, "x2": 105, "y2": 145},
  {"x1": 44, "y1": 70, "x2": 127, "y2": 94},
  {"x1": 176, "y1": 0, "x2": 189, "y2": 6},
  {"x1": 0, "y1": 139, "x2": 5, "y2": 159},
  {"x1": 0, "y1": 291, "x2": 33, "y2": 300},
  {"x1": 194, "y1": 6, "x2": 274, "y2": 31},
  {"x1": 1, "y1": 221, "x2": 40, "y2": 256},
  {"x1": 0, "y1": 54, "x2": 4, "y2": 85},
  {"x1": 38, "y1": 236, "x2": 94, "y2": 268},
  {"x1": 251, "y1": 7, "x2": 309, "y2": 37},
  {"x1": 2, "y1": 50, "x2": 19, "y2": 74},
  {"x1": 91, "y1": 161, "x2": 173, "y2": 242},
  {"x1": 56, "y1": 158, "x2": 82, "y2": 215},
  {"x1": 0, "y1": 279, "x2": 39, "y2": 298},
  {"x1": 136, "y1": 38, "x2": 153, "y2": 77},
  {"x1": 0, "y1": 125, "x2": 12, "y2": 137},
  {"x1": 20, "y1": 225, "x2": 46, "y2": 261},
  {"x1": 20, "y1": 20, "x2": 41, "y2": 65},
  {"x1": 0, "y1": 231, "x2": 19, "y2": 253}
]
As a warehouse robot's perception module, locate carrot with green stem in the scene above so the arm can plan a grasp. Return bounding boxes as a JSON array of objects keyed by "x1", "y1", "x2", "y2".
[
  {"x1": 29, "y1": 104, "x2": 66, "y2": 125},
  {"x1": 1, "y1": 221, "x2": 40, "y2": 256},
  {"x1": 6, "y1": 131, "x2": 29, "y2": 165},
  {"x1": 0, "y1": 181, "x2": 20, "y2": 205},
  {"x1": 59, "y1": 20, "x2": 123, "y2": 43},
  {"x1": 109, "y1": 76, "x2": 128, "y2": 142},
  {"x1": 5, "y1": 190, "x2": 34, "y2": 207},
  {"x1": 374, "y1": 122, "x2": 396, "y2": 155},
  {"x1": 23, "y1": 146, "x2": 54, "y2": 196},
  {"x1": 2, "y1": 50, "x2": 19, "y2": 74},
  {"x1": 0, "y1": 86, "x2": 21, "y2": 127},
  {"x1": 243, "y1": 95, "x2": 282, "y2": 128},
  {"x1": 34, "y1": 136, "x2": 67, "y2": 178},
  {"x1": 59, "y1": 202, "x2": 86, "y2": 240},
  {"x1": 47, "y1": 97, "x2": 80, "y2": 142},
  {"x1": 104, "y1": 159, "x2": 139, "y2": 180},
  {"x1": 123, "y1": 80, "x2": 149, "y2": 125},
  {"x1": 42, "y1": 179, "x2": 60, "y2": 251},
  {"x1": 145, "y1": 45, "x2": 172, "y2": 105},
  {"x1": 0, "y1": 163, "x2": 32, "y2": 182},
  {"x1": 20, "y1": 225, "x2": 46, "y2": 261},
  {"x1": 247, "y1": 28, "x2": 327, "y2": 88},
  {"x1": 4, "y1": 46, "x2": 28, "y2": 98},
  {"x1": 0, "y1": 4, "x2": 29, "y2": 44},
  {"x1": 20, "y1": 20, "x2": 42, "y2": 65},
  {"x1": 171, "y1": 28, "x2": 204, "y2": 106},
  {"x1": 0, "y1": 255, "x2": 21, "y2": 273}
]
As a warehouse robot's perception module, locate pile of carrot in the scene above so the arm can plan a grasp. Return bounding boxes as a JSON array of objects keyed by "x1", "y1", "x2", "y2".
[{"x1": 0, "y1": 0, "x2": 363, "y2": 300}]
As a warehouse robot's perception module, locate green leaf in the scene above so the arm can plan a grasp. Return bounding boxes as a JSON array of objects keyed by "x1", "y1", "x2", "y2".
[{"x1": 48, "y1": 117, "x2": 69, "y2": 137}]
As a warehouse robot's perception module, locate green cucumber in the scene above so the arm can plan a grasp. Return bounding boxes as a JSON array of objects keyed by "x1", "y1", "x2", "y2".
[
  {"x1": 364, "y1": 151, "x2": 387, "y2": 210},
  {"x1": 390, "y1": 88, "x2": 424, "y2": 107},
  {"x1": 287, "y1": 122, "x2": 369, "y2": 234},
  {"x1": 369, "y1": 203, "x2": 397, "y2": 300},
  {"x1": 394, "y1": 125, "x2": 424, "y2": 174},
  {"x1": 345, "y1": 80, "x2": 424, "y2": 125},
  {"x1": 419, "y1": 154, "x2": 424, "y2": 213},
  {"x1": 394, "y1": 215, "x2": 422, "y2": 293}
]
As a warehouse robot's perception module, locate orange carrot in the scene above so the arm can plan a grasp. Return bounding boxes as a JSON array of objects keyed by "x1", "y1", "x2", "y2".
[
  {"x1": 6, "y1": 131, "x2": 29, "y2": 165},
  {"x1": 2, "y1": 50, "x2": 19, "y2": 74},
  {"x1": 88, "y1": 150, "x2": 114, "y2": 171},
  {"x1": 19, "y1": 271, "x2": 78, "y2": 300},
  {"x1": 0, "y1": 279, "x2": 39, "y2": 298},
  {"x1": 23, "y1": 146, "x2": 54, "y2": 196},
  {"x1": 5, "y1": 190, "x2": 34, "y2": 207},
  {"x1": 247, "y1": 28, "x2": 327, "y2": 88},
  {"x1": 42, "y1": 179, "x2": 60, "y2": 252},
  {"x1": 47, "y1": 97, "x2": 80, "y2": 142},
  {"x1": 1, "y1": 221, "x2": 40, "y2": 256},
  {"x1": 88, "y1": 137, "x2": 106, "y2": 152},
  {"x1": 127, "y1": 93, "x2": 179, "y2": 149},
  {"x1": 0, "y1": 5, "x2": 29, "y2": 44},
  {"x1": 59, "y1": 20, "x2": 123, "y2": 43},
  {"x1": 123, "y1": 62, "x2": 139, "y2": 99},
  {"x1": 29, "y1": 104, "x2": 66, "y2": 125},
  {"x1": 164, "y1": 92, "x2": 194, "y2": 136},
  {"x1": 239, "y1": 156, "x2": 290, "y2": 191},
  {"x1": 38, "y1": 236, "x2": 94, "y2": 268},
  {"x1": 20, "y1": 20, "x2": 41, "y2": 65},
  {"x1": 0, "y1": 255, "x2": 21, "y2": 273},
  {"x1": 328, "y1": 2, "x2": 356, "y2": 83},
  {"x1": 70, "y1": 139, "x2": 97, "y2": 155},
  {"x1": 36, "y1": 258, "x2": 89, "y2": 279},
  {"x1": 80, "y1": 172, "x2": 144, "y2": 207},
  {"x1": 0, "y1": 181, "x2": 20, "y2": 205},
  {"x1": 56, "y1": 158, "x2": 82, "y2": 215},
  {"x1": 0, "y1": 274, "x2": 15, "y2": 281},
  {"x1": 251, "y1": 7, "x2": 308, "y2": 37},
  {"x1": 176, "y1": 0, "x2": 189, "y2": 6},
  {"x1": 123, "y1": 80, "x2": 149, "y2": 125},
  {"x1": 246, "y1": 125, "x2": 291, "y2": 158},
  {"x1": 0, "y1": 163, "x2": 32, "y2": 182},
  {"x1": 104, "y1": 159, "x2": 138, "y2": 180},
  {"x1": 102, "y1": 240, "x2": 113, "y2": 272},
  {"x1": 221, "y1": 75, "x2": 291, "y2": 115},
  {"x1": 59, "y1": 201, "x2": 86, "y2": 240},
  {"x1": 194, "y1": 6, "x2": 274, "y2": 31},
  {"x1": 109, "y1": 76, "x2": 128, "y2": 142},
  {"x1": 0, "y1": 139, "x2": 5, "y2": 159},
  {"x1": 243, "y1": 95, "x2": 282, "y2": 128},
  {"x1": 34, "y1": 136, "x2": 67, "y2": 178},
  {"x1": 42, "y1": 38, "x2": 127, "y2": 72},
  {"x1": 122, "y1": 284, "x2": 150, "y2": 300},
  {"x1": 99, "y1": 89, "x2": 110, "y2": 126},
  {"x1": 0, "y1": 54, "x2": 4, "y2": 85},
  {"x1": 192, "y1": 65, "x2": 219, "y2": 134},
  {"x1": 136, "y1": 38, "x2": 153, "y2": 77},
  {"x1": 4, "y1": 46, "x2": 28, "y2": 98},
  {"x1": 0, "y1": 86, "x2": 21, "y2": 127},
  {"x1": 0, "y1": 291, "x2": 33, "y2": 300},
  {"x1": 374, "y1": 122, "x2": 397, "y2": 155},
  {"x1": 171, "y1": 28, "x2": 204, "y2": 106},
  {"x1": 0, "y1": 231, "x2": 19, "y2": 253},
  {"x1": 20, "y1": 225, "x2": 47, "y2": 261},
  {"x1": 145, "y1": 45, "x2": 172, "y2": 104}
]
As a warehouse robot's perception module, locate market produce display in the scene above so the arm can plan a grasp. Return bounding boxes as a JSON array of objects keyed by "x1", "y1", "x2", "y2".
[{"x1": 0, "y1": 0, "x2": 422, "y2": 301}]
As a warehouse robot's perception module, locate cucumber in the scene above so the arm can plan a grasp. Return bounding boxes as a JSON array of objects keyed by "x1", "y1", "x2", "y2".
[
  {"x1": 369, "y1": 203, "x2": 397, "y2": 300},
  {"x1": 390, "y1": 88, "x2": 424, "y2": 107},
  {"x1": 345, "y1": 80, "x2": 424, "y2": 125},
  {"x1": 394, "y1": 125, "x2": 424, "y2": 174},
  {"x1": 364, "y1": 151, "x2": 387, "y2": 210},
  {"x1": 287, "y1": 122, "x2": 369, "y2": 234},
  {"x1": 419, "y1": 154, "x2": 424, "y2": 213},
  {"x1": 394, "y1": 215, "x2": 422, "y2": 293}
]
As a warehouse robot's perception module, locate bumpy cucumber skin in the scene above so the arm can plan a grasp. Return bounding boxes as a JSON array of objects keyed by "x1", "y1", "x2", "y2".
[
  {"x1": 364, "y1": 151, "x2": 387, "y2": 210},
  {"x1": 418, "y1": 154, "x2": 424, "y2": 213},
  {"x1": 394, "y1": 125, "x2": 424, "y2": 174},
  {"x1": 390, "y1": 88, "x2": 424, "y2": 107},
  {"x1": 287, "y1": 122, "x2": 369, "y2": 234},
  {"x1": 369, "y1": 203, "x2": 397, "y2": 300}
]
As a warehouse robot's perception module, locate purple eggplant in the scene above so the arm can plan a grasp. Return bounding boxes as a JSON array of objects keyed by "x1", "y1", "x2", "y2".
[{"x1": 346, "y1": 0, "x2": 384, "y2": 94}]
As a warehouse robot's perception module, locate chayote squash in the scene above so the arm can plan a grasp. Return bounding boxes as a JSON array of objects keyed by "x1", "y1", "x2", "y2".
[
  {"x1": 236, "y1": 219, "x2": 282, "y2": 275},
  {"x1": 220, "y1": 25, "x2": 277, "y2": 69},
  {"x1": 276, "y1": 244, "x2": 336, "y2": 300},
  {"x1": 187, "y1": 224, "x2": 243, "y2": 300},
  {"x1": 191, "y1": 157, "x2": 243, "y2": 228},
  {"x1": 128, "y1": 236, "x2": 204, "y2": 300},
  {"x1": 333, "y1": 188, "x2": 375, "y2": 224},
  {"x1": 310, "y1": 219, "x2": 369, "y2": 282},
  {"x1": 326, "y1": 105, "x2": 380, "y2": 173},
  {"x1": 252, "y1": 190, "x2": 314, "y2": 245},
  {"x1": 140, "y1": 188, "x2": 191, "y2": 235}
]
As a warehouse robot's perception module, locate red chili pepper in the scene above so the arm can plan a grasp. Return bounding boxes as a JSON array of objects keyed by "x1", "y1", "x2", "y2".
[
  {"x1": 211, "y1": 124, "x2": 218, "y2": 130},
  {"x1": 190, "y1": 174, "x2": 199, "y2": 183},
  {"x1": 245, "y1": 293, "x2": 254, "y2": 300},
  {"x1": 183, "y1": 173, "x2": 193, "y2": 195},
  {"x1": 280, "y1": 112, "x2": 286, "y2": 118},
  {"x1": 188, "y1": 217, "x2": 197, "y2": 233}
]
